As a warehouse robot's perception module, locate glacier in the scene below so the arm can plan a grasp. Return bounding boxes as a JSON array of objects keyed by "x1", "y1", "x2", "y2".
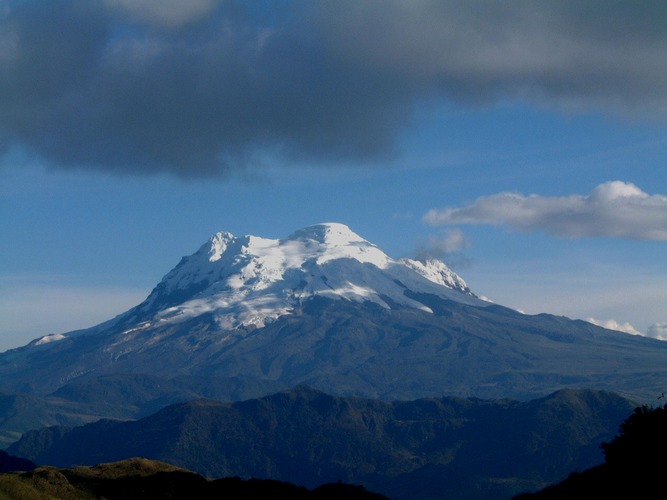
[{"x1": 116, "y1": 222, "x2": 487, "y2": 332}]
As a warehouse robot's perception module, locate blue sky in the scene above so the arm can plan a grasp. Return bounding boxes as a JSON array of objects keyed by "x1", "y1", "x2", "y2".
[{"x1": 2, "y1": 1, "x2": 667, "y2": 351}]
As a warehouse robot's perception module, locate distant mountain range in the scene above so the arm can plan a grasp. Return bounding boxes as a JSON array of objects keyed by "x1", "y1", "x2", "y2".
[
  {"x1": 7, "y1": 387, "x2": 635, "y2": 500},
  {"x1": 1, "y1": 222, "x2": 667, "y2": 446}
]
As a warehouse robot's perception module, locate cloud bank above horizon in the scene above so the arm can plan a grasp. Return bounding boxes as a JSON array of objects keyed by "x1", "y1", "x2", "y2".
[
  {"x1": 2, "y1": 0, "x2": 667, "y2": 177},
  {"x1": 424, "y1": 181, "x2": 667, "y2": 240},
  {"x1": 584, "y1": 318, "x2": 667, "y2": 342}
]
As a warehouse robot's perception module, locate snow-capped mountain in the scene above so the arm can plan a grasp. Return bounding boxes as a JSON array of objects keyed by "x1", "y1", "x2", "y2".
[
  {"x1": 2, "y1": 221, "x2": 667, "y2": 432},
  {"x1": 117, "y1": 222, "x2": 482, "y2": 332}
]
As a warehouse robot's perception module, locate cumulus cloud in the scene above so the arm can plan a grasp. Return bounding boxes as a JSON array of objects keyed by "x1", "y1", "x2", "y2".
[
  {"x1": 423, "y1": 181, "x2": 667, "y2": 240},
  {"x1": 647, "y1": 323, "x2": 667, "y2": 341},
  {"x1": 586, "y1": 317, "x2": 642, "y2": 336},
  {"x1": 2, "y1": 1, "x2": 667, "y2": 176}
]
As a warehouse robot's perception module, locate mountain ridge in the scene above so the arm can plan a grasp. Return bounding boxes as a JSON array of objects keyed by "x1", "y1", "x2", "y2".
[{"x1": 7, "y1": 387, "x2": 636, "y2": 500}]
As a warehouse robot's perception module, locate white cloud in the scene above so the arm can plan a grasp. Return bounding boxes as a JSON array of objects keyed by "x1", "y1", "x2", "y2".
[
  {"x1": 647, "y1": 322, "x2": 667, "y2": 340},
  {"x1": 424, "y1": 181, "x2": 667, "y2": 240},
  {"x1": 586, "y1": 317, "x2": 642, "y2": 336}
]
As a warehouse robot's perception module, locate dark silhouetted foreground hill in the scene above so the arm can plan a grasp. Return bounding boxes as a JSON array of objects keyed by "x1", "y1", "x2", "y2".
[
  {"x1": 0, "y1": 457, "x2": 387, "y2": 499},
  {"x1": 9, "y1": 387, "x2": 635, "y2": 500},
  {"x1": 515, "y1": 403, "x2": 667, "y2": 498}
]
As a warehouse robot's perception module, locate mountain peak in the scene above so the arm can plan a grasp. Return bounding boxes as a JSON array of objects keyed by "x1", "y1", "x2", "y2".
[
  {"x1": 112, "y1": 223, "x2": 483, "y2": 331},
  {"x1": 207, "y1": 231, "x2": 235, "y2": 262},
  {"x1": 287, "y1": 222, "x2": 366, "y2": 246}
]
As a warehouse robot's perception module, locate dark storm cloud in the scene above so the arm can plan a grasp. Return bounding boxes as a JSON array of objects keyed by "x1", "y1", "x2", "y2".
[
  {"x1": 318, "y1": 0, "x2": 667, "y2": 108},
  {"x1": 2, "y1": 0, "x2": 667, "y2": 177}
]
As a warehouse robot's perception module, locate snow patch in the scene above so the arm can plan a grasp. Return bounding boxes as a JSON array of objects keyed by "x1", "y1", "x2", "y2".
[
  {"x1": 121, "y1": 321, "x2": 151, "y2": 335},
  {"x1": 35, "y1": 333, "x2": 66, "y2": 345},
  {"x1": 400, "y1": 257, "x2": 472, "y2": 293}
]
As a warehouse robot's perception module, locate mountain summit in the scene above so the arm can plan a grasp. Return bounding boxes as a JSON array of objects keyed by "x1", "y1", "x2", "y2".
[
  {"x1": 2, "y1": 222, "x2": 667, "y2": 408},
  {"x1": 118, "y1": 222, "x2": 479, "y2": 331}
]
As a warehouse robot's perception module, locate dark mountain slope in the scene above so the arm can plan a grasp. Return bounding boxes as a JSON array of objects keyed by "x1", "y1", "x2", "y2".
[
  {"x1": 515, "y1": 403, "x2": 667, "y2": 498},
  {"x1": 2, "y1": 298, "x2": 667, "y2": 404},
  {"x1": 0, "y1": 374, "x2": 209, "y2": 448},
  {"x1": 9, "y1": 387, "x2": 635, "y2": 500}
]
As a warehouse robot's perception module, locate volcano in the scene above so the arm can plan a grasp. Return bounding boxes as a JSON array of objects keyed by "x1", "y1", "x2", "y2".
[{"x1": 2, "y1": 223, "x2": 667, "y2": 406}]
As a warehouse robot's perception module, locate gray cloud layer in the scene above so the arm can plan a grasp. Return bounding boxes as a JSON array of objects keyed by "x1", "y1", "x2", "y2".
[
  {"x1": 2, "y1": 1, "x2": 667, "y2": 176},
  {"x1": 424, "y1": 181, "x2": 667, "y2": 240}
]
